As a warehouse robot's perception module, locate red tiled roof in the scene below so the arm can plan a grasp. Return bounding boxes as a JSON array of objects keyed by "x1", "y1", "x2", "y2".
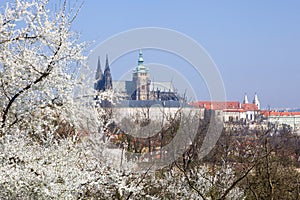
[
  {"x1": 190, "y1": 101, "x2": 259, "y2": 112},
  {"x1": 261, "y1": 111, "x2": 300, "y2": 117},
  {"x1": 190, "y1": 101, "x2": 240, "y2": 110},
  {"x1": 241, "y1": 103, "x2": 259, "y2": 111},
  {"x1": 223, "y1": 109, "x2": 245, "y2": 112}
]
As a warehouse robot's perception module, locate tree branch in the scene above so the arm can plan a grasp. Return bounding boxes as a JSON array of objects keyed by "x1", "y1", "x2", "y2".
[
  {"x1": 125, "y1": 165, "x2": 152, "y2": 200},
  {"x1": 174, "y1": 161, "x2": 207, "y2": 200},
  {"x1": 1, "y1": 39, "x2": 63, "y2": 129},
  {"x1": 0, "y1": 35, "x2": 39, "y2": 45}
]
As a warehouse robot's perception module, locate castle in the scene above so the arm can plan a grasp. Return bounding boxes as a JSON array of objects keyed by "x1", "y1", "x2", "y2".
[{"x1": 95, "y1": 50, "x2": 180, "y2": 101}]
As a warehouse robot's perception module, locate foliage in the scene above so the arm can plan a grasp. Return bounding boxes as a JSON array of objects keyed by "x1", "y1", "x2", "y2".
[
  {"x1": 0, "y1": 133, "x2": 140, "y2": 199},
  {"x1": 0, "y1": 0, "x2": 90, "y2": 137}
]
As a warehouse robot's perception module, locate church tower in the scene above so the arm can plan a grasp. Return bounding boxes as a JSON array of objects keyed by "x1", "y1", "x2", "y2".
[
  {"x1": 132, "y1": 50, "x2": 150, "y2": 100},
  {"x1": 94, "y1": 56, "x2": 104, "y2": 91},
  {"x1": 103, "y1": 54, "x2": 113, "y2": 90},
  {"x1": 243, "y1": 93, "x2": 249, "y2": 104},
  {"x1": 253, "y1": 93, "x2": 260, "y2": 110}
]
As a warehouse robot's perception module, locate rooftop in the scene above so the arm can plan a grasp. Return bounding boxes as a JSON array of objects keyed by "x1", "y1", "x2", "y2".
[
  {"x1": 261, "y1": 111, "x2": 300, "y2": 117},
  {"x1": 190, "y1": 101, "x2": 259, "y2": 111}
]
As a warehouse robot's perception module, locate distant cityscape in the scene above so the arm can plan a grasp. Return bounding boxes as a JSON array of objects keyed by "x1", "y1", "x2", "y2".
[{"x1": 94, "y1": 51, "x2": 300, "y2": 133}]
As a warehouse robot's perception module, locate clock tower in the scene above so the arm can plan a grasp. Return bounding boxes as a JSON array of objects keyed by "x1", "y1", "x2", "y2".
[{"x1": 132, "y1": 50, "x2": 150, "y2": 100}]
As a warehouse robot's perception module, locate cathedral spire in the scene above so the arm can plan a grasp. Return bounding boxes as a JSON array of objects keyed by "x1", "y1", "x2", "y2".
[
  {"x1": 95, "y1": 56, "x2": 102, "y2": 80},
  {"x1": 103, "y1": 54, "x2": 112, "y2": 90},
  {"x1": 94, "y1": 56, "x2": 104, "y2": 91},
  {"x1": 105, "y1": 54, "x2": 109, "y2": 70}
]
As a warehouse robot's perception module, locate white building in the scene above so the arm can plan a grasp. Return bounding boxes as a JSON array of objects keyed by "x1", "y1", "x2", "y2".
[
  {"x1": 191, "y1": 93, "x2": 261, "y2": 123},
  {"x1": 261, "y1": 111, "x2": 300, "y2": 130}
]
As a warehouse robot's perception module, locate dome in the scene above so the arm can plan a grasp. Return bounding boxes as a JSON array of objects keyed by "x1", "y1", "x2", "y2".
[
  {"x1": 133, "y1": 49, "x2": 149, "y2": 73},
  {"x1": 137, "y1": 49, "x2": 144, "y2": 67},
  {"x1": 138, "y1": 49, "x2": 144, "y2": 63}
]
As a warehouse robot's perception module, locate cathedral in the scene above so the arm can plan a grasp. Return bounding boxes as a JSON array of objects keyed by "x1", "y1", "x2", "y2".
[
  {"x1": 95, "y1": 50, "x2": 180, "y2": 102},
  {"x1": 94, "y1": 55, "x2": 113, "y2": 92}
]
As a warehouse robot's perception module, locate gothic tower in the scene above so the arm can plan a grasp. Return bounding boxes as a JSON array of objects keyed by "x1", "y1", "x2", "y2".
[
  {"x1": 94, "y1": 56, "x2": 104, "y2": 91},
  {"x1": 103, "y1": 54, "x2": 113, "y2": 90},
  {"x1": 253, "y1": 93, "x2": 260, "y2": 110},
  {"x1": 94, "y1": 55, "x2": 113, "y2": 92},
  {"x1": 132, "y1": 50, "x2": 150, "y2": 100}
]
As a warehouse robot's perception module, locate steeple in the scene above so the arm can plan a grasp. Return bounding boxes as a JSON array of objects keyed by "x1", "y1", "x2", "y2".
[
  {"x1": 103, "y1": 54, "x2": 113, "y2": 90},
  {"x1": 135, "y1": 49, "x2": 148, "y2": 73},
  {"x1": 105, "y1": 54, "x2": 109, "y2": 70},
  {"x1": 253, "y1": 93, "x2": 260, "y2": 109},
  {"x1": 94, "y1": 56, "x2": 104, "y2": 91},
  {"x1": 138, "y1": 49, "x2": 144, "y2": 66},
  {"x1": 95, "y1": 56, "x2": 102, "y2": 80},
  {"x1": 243, "y1": 93, "x2": 249, "y2": 104}
]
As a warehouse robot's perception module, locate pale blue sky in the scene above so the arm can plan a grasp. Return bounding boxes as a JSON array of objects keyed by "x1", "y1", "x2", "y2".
[{"x1": 2, "y1": 1, "x2": 300, "y2": 108}]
